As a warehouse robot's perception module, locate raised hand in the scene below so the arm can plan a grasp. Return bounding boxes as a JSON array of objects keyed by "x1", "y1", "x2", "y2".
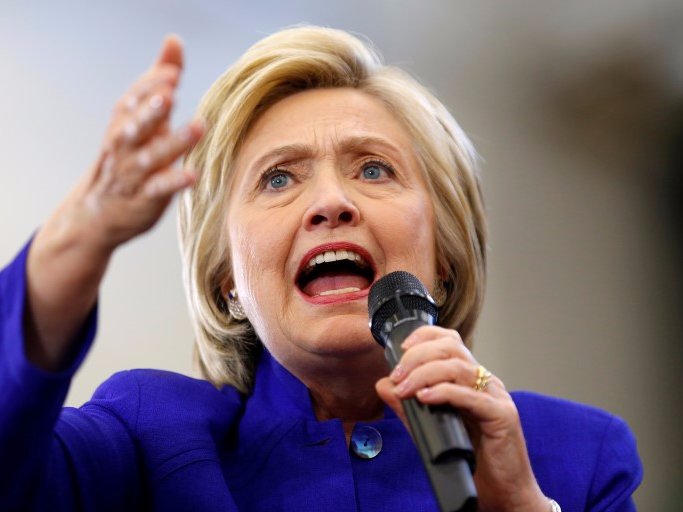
[
  {"x1": 77, "y1": 35, "x2": 204, "y2": 251},
  {"x1": 24, "y1": 36, "x2": 203, "y2": 371}
]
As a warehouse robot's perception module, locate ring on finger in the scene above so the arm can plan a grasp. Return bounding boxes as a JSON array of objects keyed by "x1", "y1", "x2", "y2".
[{"x1": 473, "y1": 365, "x2": 492, "y2": 392}]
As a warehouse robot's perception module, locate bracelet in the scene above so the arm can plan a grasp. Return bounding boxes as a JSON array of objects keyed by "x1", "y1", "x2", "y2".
[{"x1": 548, "y1": 498, "x2": 561, "y2": 512}]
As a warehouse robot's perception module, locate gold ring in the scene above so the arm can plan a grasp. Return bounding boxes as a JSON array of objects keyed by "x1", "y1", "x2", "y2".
[{"x1": 473, "y1": 365, "x2": 492, "y2": 392}]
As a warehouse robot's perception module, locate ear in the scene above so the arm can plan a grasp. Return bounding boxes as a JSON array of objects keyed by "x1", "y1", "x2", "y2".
[
  {"x1": 220, "y1": 279, "x2": 232, "y2": 298},
  {"x1": 436, "y1": 263, "x2": 449, "y2": 283},
  {"x1": 216, "y1": 255, "x2": 235, "y2": 299}
]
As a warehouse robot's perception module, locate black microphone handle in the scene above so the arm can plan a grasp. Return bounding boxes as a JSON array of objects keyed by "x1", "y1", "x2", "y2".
[{"x1": 385, "y1": 317, "x2": 478, "y2": 512}]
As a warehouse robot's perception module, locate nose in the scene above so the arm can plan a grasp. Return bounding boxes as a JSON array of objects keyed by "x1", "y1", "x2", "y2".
[{"x1": 303, "y1": 171, "x2": 360, "y2": 230}]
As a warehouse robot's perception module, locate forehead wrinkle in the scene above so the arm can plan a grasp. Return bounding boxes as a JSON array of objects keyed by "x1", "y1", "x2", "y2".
[
  {"x1": 298, "y1": 131, "x2": 409, "y2": 163},
  {"x1": 248, "y1": 143, "x2": 314, "y2": 171},
  {"x1": 244, "y1": 114, "x2": 413, "y2": 179},
  {"x1": 337, "y1": 135, "x2": 406, "y2": 161}
]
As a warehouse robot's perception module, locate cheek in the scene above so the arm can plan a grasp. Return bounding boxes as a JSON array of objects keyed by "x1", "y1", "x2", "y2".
[
  {"x1": 230, "y1": 219, "x2": 275, "y2": 291},
  {"x1": 382, "y1": 196, "x2": 437, "y2": 279},
  {"x1": 227, "y1": 211, "x2": 295, "y2": 323},
  {"x1": 229, "y1": 223, "x2": 259, "y2": 294}
]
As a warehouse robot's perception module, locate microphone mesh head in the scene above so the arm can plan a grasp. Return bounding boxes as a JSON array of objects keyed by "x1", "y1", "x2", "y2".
[{"x1": 368, "y1": 271, "x2": 438, "y2": 344}]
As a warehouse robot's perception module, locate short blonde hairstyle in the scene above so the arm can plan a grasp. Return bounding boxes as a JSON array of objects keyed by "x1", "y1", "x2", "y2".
[{"x1": 179, "y1": 26, "x2": 487, "y2": 392}]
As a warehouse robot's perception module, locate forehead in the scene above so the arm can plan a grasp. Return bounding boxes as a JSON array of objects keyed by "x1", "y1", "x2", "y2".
[{"x1": 236, "y1": 88, "x2": 418, "y2": 166}]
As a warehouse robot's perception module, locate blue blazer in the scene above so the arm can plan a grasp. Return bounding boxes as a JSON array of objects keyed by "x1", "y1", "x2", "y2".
[{"x1": 0, "y1": 243, "x2": 642, "y2": 511}]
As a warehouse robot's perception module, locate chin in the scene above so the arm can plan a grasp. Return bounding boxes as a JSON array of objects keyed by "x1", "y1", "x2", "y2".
[{"x1": 302, "y1": 316, "x2": 380, "y2": 357}]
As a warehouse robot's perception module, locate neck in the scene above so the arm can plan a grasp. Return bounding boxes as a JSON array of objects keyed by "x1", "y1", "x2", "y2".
[
  {"x1": 309, "y1": 377, "x2": 385, "y2": 423},
  {"x1": 310, "y1": 370, "x2": 386, "y2": 444},
  {"x1": 290, "y1": 350, "x2": 389, "y2": 441}
]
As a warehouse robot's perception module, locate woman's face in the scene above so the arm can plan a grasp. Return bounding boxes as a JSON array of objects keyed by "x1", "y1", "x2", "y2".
[{"x1": 227, "y1": 88, "x2": 437, "y2": 369}]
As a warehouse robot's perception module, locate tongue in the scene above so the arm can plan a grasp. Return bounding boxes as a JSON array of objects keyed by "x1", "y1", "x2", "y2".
[{"x1": 302, "y1": 274, "x2": 370, "y2": 296}]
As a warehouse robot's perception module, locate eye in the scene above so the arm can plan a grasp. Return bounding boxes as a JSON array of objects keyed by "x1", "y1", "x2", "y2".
[
  {"x1": 360, "y1": 160, "x2": 394, "y2": 181},
  {"x1": 260, "y1": 169, "x2": 292, "y2": 191},
  {"x1": 269, "y1": 173, "x2": 289, "y2": 189}
]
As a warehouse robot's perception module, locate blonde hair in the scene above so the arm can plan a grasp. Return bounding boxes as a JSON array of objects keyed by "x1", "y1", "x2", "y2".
[{"x1": 179, "y1": 26, "x2": 487, "y2": 392}]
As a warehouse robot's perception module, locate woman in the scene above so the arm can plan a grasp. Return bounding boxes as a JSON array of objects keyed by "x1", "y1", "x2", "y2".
[{"x1": 0, "y1": 27, "x2": 641, "y2": 511}]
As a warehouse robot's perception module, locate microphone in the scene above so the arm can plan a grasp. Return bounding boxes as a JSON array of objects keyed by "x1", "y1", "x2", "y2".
[{"x1": 368, "y1": 271, "x2": 477, "y2": 512}]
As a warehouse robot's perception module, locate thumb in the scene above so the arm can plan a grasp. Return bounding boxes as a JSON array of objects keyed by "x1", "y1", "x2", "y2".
[
  {"x1": 376, "y1": 377, "x2": 409, "y2": 429},
  {"x1": 154, "y1": 34, "x2": 184, "y2": 69}
]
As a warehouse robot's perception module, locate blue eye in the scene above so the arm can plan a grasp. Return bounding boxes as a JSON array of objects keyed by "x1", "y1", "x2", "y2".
[
  {"x1": 362, "y1": 163, "x2": 385, "y2": 180},
  {"x1": 361, "y1": 161, "x2": 394, "y2": 181},
  {"x1": 268, "y1": 172, "x2": 289, "y2": 189}
]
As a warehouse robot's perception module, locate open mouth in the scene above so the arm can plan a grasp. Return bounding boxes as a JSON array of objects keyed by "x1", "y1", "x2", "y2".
[{"x1": 296, "y1": 247, "x2": 375, "y2": 298}]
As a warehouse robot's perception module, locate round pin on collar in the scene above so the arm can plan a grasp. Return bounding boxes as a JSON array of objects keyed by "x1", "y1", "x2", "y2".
[{"x1": 349, "y1": 425, "x2": 382, "y2": 459}]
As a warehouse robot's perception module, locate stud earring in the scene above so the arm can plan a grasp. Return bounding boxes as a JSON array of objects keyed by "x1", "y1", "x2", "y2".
[
  {"x1": 432, "y1": 281, "x2": 447, "y2": 307},
  {"x1": 226, "y1": 289, "x2": 247, "y2": 321}
]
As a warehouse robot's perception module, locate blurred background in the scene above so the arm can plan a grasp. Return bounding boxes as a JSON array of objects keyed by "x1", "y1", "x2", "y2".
[{"x1": 1, "y1": 1, "x2": 681, "y2": 509}]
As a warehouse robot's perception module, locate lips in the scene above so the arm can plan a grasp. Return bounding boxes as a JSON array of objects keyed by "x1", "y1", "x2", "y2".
[{"x1": 296, "y1": 243, "x2": 376, "y2": 299}]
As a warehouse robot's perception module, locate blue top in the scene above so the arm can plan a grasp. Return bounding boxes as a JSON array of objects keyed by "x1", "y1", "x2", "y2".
[{"x1": 0, "y1": 242, "x2": 642, "y2": 511}]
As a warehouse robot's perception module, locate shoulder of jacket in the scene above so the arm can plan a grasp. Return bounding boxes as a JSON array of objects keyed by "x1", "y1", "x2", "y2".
[
  {"x1": 511, "y1": 390, "x2": 620, "y2": 431},
  {"x1": 89, "y1": 369, "x2": 244, "y2": 431}
]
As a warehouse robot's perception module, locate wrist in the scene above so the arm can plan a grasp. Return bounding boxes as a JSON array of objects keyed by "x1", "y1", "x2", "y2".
[
  {"x1": 510, "y1": 483, "x2": 552, "y2": 512},
  {"x1": 33, "y1": 203, "x2": 113, "y2": 276},
  {"x1": 528, "y1": 490, "x2": 556, "y2": 512},
  {"x1": 479, "y1": 485, "x2": 554, "y2": 512},
  {"x1": 25, "y1": 198, "x2": 112, "y2": 371}
]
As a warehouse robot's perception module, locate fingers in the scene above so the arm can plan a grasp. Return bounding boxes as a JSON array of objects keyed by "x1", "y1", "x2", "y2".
[
  {"x1": 401, "y1": 324, "x2": 468, "y2": 351},
  {"x1": 115, "y1": 34, "x2": 183, "y2": 116},
  {"x1": 415, "y1": 382, "x2": 515, "y2": 425},
  {"x1": 143, "y1": 168, "x2": 196, "y2": 198},
  {"x1": 392, "y1": 357, "x2": 476, "y2": 398},
  {"x1": 383, "y1": 325, "x2": 509, "y2": 421},
  {"x1": 110, "y1": 86, "x2": 174, "y2": 151},
  {"x1": 118, "y1": 116, "x2": 199, "y2": 175},
  {"x1": 154, "y1": 34, "x2": 184, "y2": 69},
  {"x1": 97, "y1": 33, "x2": 200, "y2": 199},
  {"x1": 100, "y1": 118, "x2": 204, "y2": 198},
  {"x1": 114, "y1": 68, "x2": 179, "y2": 116},
  {"x1": 390, "y1": 326, "x2": 474, "y2": 382},
  {"x1": 378, "y1": 326, "x2": 543, "y2": 510},
  {"x1": 61, "y1": 35, "x2": 200, "y2": 255},
  {"x1": 108, "y1": 35, "x2": 185, "y2": 150},
  {"x1": 141, "y1": 120, "x2": 205, "y2": 197}
]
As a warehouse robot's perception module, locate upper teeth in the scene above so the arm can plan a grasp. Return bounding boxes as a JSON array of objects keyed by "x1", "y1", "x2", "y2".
[{"x1": 307, "y1": 249, "x2": 367, "y2": 268}]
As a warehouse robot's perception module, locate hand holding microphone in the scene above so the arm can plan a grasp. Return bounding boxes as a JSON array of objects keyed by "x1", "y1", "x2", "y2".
[
  {"x1": 371, "y1": 272, "x2": 549, "y2": 512},
  {"x1": 369, "y1": 271, "x2": 477, "y2": 512}
]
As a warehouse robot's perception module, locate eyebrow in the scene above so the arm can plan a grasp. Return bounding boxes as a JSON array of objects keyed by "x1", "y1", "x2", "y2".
[{"x1": 248, "y1": 135, "x2": 406, "y2": 172}]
